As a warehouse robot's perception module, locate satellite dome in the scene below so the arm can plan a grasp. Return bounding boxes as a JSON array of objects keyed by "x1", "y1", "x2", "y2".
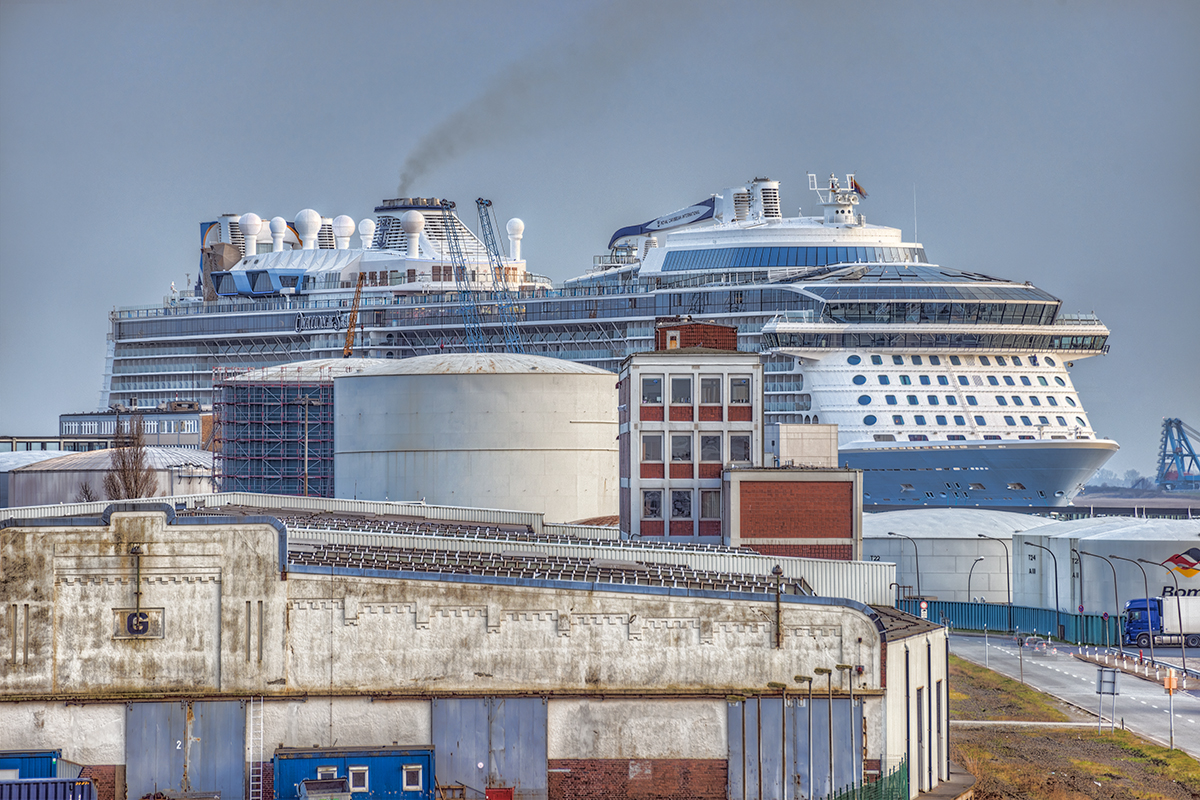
[
  {"x1": 295, "y1": 208, "x2": 321, "y2": 249},
  {"x1": 400, "y1": 210, "x2": 425, "y2": 234},
  {"x1": 332, "y1": 214, "x2": 356, "y2": 238},
  {"x1": 238, "y1": 213, "x2": 263, "y2": 236},
  {"x1": 506, "y1": 218, "x2": 525, "y2": 236},
  {"x1": 269, "y1": 216, "x2": 288, "y2": 234},
  {"x1": 358, "y1": 218, "x2": 376, "y2": 237}
]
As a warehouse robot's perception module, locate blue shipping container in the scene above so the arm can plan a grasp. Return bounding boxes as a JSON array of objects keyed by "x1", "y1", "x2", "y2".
[
  {"x1": 274, "y1": 747, "x2": 434, "y2": 800},
  {"x1": 0, "y1": 779, "x2": 95, "y2": 800},
  {"x1": 0, "y1": 751, "x2": 62, "y2": 779}
]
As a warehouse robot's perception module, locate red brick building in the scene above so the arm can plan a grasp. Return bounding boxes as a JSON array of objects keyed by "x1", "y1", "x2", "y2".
[{"x1": 723, "y1": 466, "x2": 863, "y2": 560}]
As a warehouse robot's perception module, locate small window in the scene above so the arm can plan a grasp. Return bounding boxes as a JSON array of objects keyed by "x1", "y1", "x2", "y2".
[
  {"x1": 1046, "y1": 357, "x2": 1057, "y2": 366},
  {"x1": 1007, "y1": 482, "x2": 1026, "y2": 490},
  {"x1": 987, "y1": 376, "x2": 1000, "y2": 386},
  {"x1": 979, "y1": 356, "x2": 991, "y2": 366},
  {"x1": 852, "y1": 375, "x2": 867, "y2": 385},
  {"x1": 878, "y1": 375, "x2": 891, "y2": 385},
  {"x1": 996, "y1": 356, "x2": 1007, "y2": 366},
  {"x1": 969, "y1": 482, "x2": 986, "y2": 490},
  {"x1": 847, "y1": 354, "x2": 861, "y2": 365},
  {"x1": 984, "y1": 434, "x2": 1001, "y2": 440},
  {"x1": 671, "y1": 376, "x2": 692, "y2": 404},
  {"x1": 1029, "y1": 396, "x2": 1041, "y2": 406},
  {"x1": 929, "y1": 355, "x2": 941, "y2": 365},
  {"x1": 1038, "y1": 416, "x2": 1049, "y2": 425},
  {"x1": 996, "y1": 396, "x2": 1008, "y2": 406},
  {"x1": 914, "y1": 415, "x2": 927, "y2": 425},
  {"x1": 871, "y1": 355, "x2": 883, "y2": 365},
  {"x1": 892, "y1": 355, "x2": 904, "y2": 365},
  {"x1": 1020, "y1": 416, "x2": 1032, "y2": 426},
  {"x1": 700, "y1": 490, "x2": 721, "y2": 519},
  {"x1": 957, "y1": 376, "x2": 969, "y2": 386},
  {"x1": 317, "y1": 767, "x2": 338, "y2": 779},
  {"x1": 1012, "y1": 396, "x2": 1023, "y2": 406},
  {"x1": 858, "y1": 395, "x2": 872, "y2": 405},
  {"x1": 937, "y1": 375, "x2": 949, "y2": 386},
  {"x1": 900, "y1": 375, "x2": 912, "y2": 385},
  {"x1": 1054, "y1": 376, "x2": 1066, "y2": 386},
  {"x1": 908, "y1": 434, "x2": 928, "y2": 441},
  {"x1": 948, "y1": 434, "x2": 966, "y2": 440},
  {"x1": 949, "y1": 356, "x2": 962, "y2": 366},
  {"x1": 945, "y1": 396, "x2": 958, "y2": 406},
  {"x1": 700, "y1": 377, "x2": 721, "y2": 404},
  {"x1": 1038, "y1": 376, "x2": 1049, "y2": 386},
  {"x1": 1012, "y1": 356, "x2": 1022, "y2": 366},
  {"x1": 974, "y1": 415, "x2": 986, "y2": 425},
  {"x1": 966, "y1": 396, "x2": 978, "y2": 405},
  {"x1": 1002, "y1": 376, "x2": 1015, "y2": 386},
  {"x1": 729, "y1": 377, "x2": 750, "y2": 404},
  {"x1": 671, "y1": 434, "x2": 692, "y2": 461},
  {"x1": 863, "y1": 415, "x2": 877, "y2": 426},
  {"x1": 935, "y1": 415, "x2": 947, "y2": 425},
  {"x1": 666, "y1": 330, "x2": 681, "y2": 349},
  {"x1": 953, "y1": 415, "x2": 965, "y2": 425},
  {"x1": 402, "y1": 766, "x2": 422, "y2": 792},
  {"x1": 730, "y1": 434, "x2": 752, "y2": 462},
  {"x1": 1047, "y1": 396, "x2": 1058, "y2": 407},
  {"x1": 1076, "y1": 416, "x2": 1087, "y2": 427},
  {"x1": 907, "y1": 395, "x2": 918, "y2": 405},
  {"x1": 671, "y1": 490, "x2": 692, "y2": 518},
  {"x1": 700, "y1": 435, "x2": 721, "y2": 462},
  {"x1": 1066, "y1": 397, "x2": 1077, "y2": 407},
  {"x1": 1004, "y1": 416, "x2": 1016, "y2": 426},
  {"x1": 886, "y1": 395, "x2": 897, "y2": 405},
  {"x1": 893, "y1": 415, "x2": 905, "y2": 425},
  {"x1": 642, "y1": 376, "x2": 662, "y2": 404},
  {"x1": 1057, "y1": 416, "x2": 1068, "y2": 426},
  {"x1": 1020, "y1": 376, "x2": 1031, "y2": 386},
  {"x1": 641, "y1": 434, "x2": 662, "y2": 462},
  {"x1": 642, "y1": 490, "x2": 662, "y2": 518},
  {"x1": 911, "y1": 355, "x2": 923, "y2": 365},
  {"x1": 349, "y1": 767, "x2": 369, "y2": 793},
  {"x1": 1029, "y1": 355, "x2": 1038, "y2": 365},
  {"x1": 927, "y1": 395, "x2": 939, "y2": 405},
  {"x1": 919, "y1": 375, "x2": 931, "y2": 386}
]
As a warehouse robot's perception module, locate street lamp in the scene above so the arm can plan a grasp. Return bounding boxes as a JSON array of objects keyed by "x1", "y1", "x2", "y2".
[
  {"x1": 297, "y1": 395, "x2": 324, "y2": 497},
  {"x1": 967, "y1": 557, "x2": 985, "y2": 602},
  {"x1": 814, "y1": 667, "x2": 834, "y2": 793},
  {"x1": 977, "y1": 534, "x2": 1011, "y2": 605},
  {"x1": 1026, "y1": 542, "x2": 1062, "y2": 640},
  {"x1": 836, "y1": 664, "x2": 858, "y2": 787},
  {"x1": 1139, "y1": 558, "x2": 1187, "y2": 675},
  {"x1": 1110, "y1": 554, "x2": 1155, "y2": 665},
  {"x1": 795, "y1": 675, "x2": 814, "y2": 800},
  {"x1": 1079, "y1": 551, "x2": 1123, "y2": 656},
  {"x1": 887, "y1": 531, "x2": 921, "y2": 598}
]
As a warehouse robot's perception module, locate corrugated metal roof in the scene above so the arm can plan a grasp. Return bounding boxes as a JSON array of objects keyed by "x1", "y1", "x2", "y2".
[
  {"x1": 12, "y1": 447, "x2": 212, "y2": 472},
  {"x1": 1037, "y1": 516, "x2": 1200, "y2": 541},
  {"x1": 226, "y1": 354, "x2": 613, "y2": 383},
  {"x1": 863, "y1": 507, "x2": 1058, "y2": 539},
  {"x1": 0, "y1": 451, "x2": 77, "y2": 472}
]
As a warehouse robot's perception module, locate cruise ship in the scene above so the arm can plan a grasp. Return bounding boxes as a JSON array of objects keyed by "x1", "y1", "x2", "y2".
[{"x1": 102, "y1": 174, "x2": 1117, "y2": 506}]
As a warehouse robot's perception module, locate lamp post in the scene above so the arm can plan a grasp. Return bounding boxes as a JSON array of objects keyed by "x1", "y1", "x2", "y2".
[
  {"x1": 1079, "y1": 551, "x2": 1123, "y2": 656},
  {"x1": 297, "y1": 395, "x2": 323, "y2": 497},
  {"x1": 967, "y1": 557, "x2": 985, "y2": 603},
  {"x1": 795, "y1": 675, "x2": 814, "y2": 800},
  {"x1": 888, "y1": 532, "x2": 921, "y2": 598},
  {"x1": 977, "y1": 534, "x2": 1011, "y2": 605},
  {"x1": 1111, "y1": 554, "x2": 1154, "y2": 665},
  {"x1": 814, "y1": 667, "x2": 834, "y2": 794},
  {"x1": 836, "y1": 664, "x2": 857, "y2": 789},
  {"x1": 1026, "y1": 542, "x2": 1062, "y2": 640},
  {"x1": 1140, "y1": 558, "x2": 1187, "y2": 674}
]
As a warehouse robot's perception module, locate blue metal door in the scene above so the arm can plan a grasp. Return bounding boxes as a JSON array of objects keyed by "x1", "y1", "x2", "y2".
[
  {"x1": 432, "y1": 697, "x2": 547, "y2": 800},
  {"x1": 189, "y1": 700, "x2": 246, "y2": 800},
  {"x1": 126, "y1": 702, "x2": 187, "y2": 798},
  {"x1": 125, "y1": 701, "x2": 245, "y2": 799}
]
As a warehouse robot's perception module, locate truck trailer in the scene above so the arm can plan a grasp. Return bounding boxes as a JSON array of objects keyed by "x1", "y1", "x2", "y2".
[{"x1": 1123, "y1": 596, "x2": 1200, "y2": 648}]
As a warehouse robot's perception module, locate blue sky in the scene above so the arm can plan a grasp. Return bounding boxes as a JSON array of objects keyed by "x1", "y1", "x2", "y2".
[{"x1": 1, "y1": 0, "x2": 1197, "y2": 474}]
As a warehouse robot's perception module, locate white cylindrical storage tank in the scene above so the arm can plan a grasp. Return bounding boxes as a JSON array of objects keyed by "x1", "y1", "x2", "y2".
[{"x1": 334, "y1": 353, "x2": 618, "y2": 522}]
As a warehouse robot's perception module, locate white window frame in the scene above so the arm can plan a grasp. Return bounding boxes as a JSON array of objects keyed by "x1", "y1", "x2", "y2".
[
  {"x1": 316, "y1": 766, "x2": 337, "y2": 779},
  {"x1": 402, "y1": 765, "x2": 422, "y2": 792},
  {"x1": 348, "y1": 766, "x2": 368, "y2": 792}
]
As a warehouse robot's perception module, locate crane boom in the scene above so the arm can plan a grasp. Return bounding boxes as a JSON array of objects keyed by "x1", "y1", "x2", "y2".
[
  {"x1": 476, "y1": 198, "x2": 525, "y2": 354},
  {"x1": 440, "y1": 200, "x2": 487, "y2": 353},
  {"x1": 342, "y1": 271, "x2": 365, "y2": 358},
  {"x1": 1156, "y1": 417, "x2": 1200, "y2": 491}
]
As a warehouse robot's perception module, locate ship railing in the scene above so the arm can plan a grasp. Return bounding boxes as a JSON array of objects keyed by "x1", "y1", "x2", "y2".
[{"x1": 1051, "y1": 313, "x2": 1105, "y2": 326}]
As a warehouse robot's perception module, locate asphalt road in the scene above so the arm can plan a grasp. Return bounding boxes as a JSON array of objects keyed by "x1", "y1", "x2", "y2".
[{"x1": 950, "y1": 632, "x2": 1200, "y2": 760}]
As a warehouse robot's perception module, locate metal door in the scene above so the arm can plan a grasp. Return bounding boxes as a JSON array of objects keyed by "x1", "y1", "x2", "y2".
[
  {"x1": 432, "y1": 697, "x2": 547, "y2": 800},
  {"x1": 126, "y1": 701, "x2": 245, "y2": 799}
]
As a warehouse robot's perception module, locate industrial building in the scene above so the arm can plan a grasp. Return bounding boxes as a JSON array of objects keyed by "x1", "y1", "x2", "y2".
[
  {"x1": 1, "y1": 493, "x2": 948, "y2": 800},
  {"x1": 59, "y1": 403, "x2": 212, "y2": 451},
  {"x1": 4, "y1": 448, "x2": 213, "y2": 507},
  {"x1": 0, "y1": 453, "x2": 73, "y2": 509}
]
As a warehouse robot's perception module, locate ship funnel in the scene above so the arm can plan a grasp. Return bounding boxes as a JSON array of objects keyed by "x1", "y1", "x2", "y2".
[
  {"x1": 401, "y1": 210, "x2": 425, "y2": 259},
  {"x1": 332, "y1": 215, "x2": 355, "y2": 249},
  {"x1": 506, "y1": 218, "x2": 524, "y2": 261},
  {"x1": 269, "y1": 216, "x2": 288, "y2": 251},
  {"x1": 239, "y1": 213, "x2": 262, "y2": 256},
  {"x1": 749, "y1": 178, "x2": 781, "y2": 221},
  {"x1": 358, "y1": 218, "x2": 376, "y2": 249},
  {"x1": 295, "y1": 209, "x2": 322, "y2": 250}
]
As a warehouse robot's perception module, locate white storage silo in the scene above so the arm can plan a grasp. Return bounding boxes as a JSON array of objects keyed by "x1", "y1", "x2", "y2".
[{"x1": 334, "y1": 353, "x2": 618, "y2": 522}]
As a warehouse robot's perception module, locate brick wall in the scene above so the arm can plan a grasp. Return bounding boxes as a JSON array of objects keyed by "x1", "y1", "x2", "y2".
[
  {"x1": 743, "y1": 543, "x2": 853, "y2": 560},
  {"x1": 79, "y1": 765, "x2": 121, "y2": 800},
  {"x1": 738, "y1": 481, "x2": 852, "y2": 540},
  {"x1": 250, "y1": 761, "x2": 275, "y2": 800},
  {"x1": 548, "y1": 758, "x2": 727, "y2": 799},
  {"x1": 654, "y1": 320, "x2": 738, "y2": 351}
]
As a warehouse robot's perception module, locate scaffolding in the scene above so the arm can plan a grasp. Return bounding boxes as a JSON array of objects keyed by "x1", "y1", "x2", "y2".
[{"x1": 213, "y1": 365, "x2": 335, "y2": 497}]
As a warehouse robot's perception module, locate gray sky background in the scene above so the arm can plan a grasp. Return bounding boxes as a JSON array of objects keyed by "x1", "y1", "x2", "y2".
[{"x1": 1, "y1": 0, "x2": 1196, "y2": 476}]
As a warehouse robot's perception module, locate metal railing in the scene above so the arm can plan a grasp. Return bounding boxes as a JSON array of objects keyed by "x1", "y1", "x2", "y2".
[{"x1": 897, "y1": 599, "x2": 1123, "y2": 646}]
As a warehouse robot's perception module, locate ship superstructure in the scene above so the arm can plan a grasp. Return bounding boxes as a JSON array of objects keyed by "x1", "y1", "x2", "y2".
[{"x1": 103, "y1": 175, "x2": 1116, "y2": 506}]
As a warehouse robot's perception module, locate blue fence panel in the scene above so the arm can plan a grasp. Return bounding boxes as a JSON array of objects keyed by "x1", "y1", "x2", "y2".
[{"x1": 896, "y1": 600, "x2": 1123, "y2": 645}]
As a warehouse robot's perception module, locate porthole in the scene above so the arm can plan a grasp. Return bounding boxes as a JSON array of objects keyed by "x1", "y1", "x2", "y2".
[
  {"x1": 1046, "y1": 357, "x2": 1057, "y2": 366},
  {"x1": 1054, "y1": 376, "x2": 1066, "y2": 386},
  {"x1": 847, "y1": 355, "x2": 861, "y2": 365},
  {"x1": 863, "y1": 415, "x2": 877, "y2": 426},
  {"x1": 858, "y1": 395, "x2": 872, "y2": 405},
  {"x1": 853, "y1": 375, "x2": 866, "y2": 385},
  {"x1": 1076, "y1": 416, "x2": 1086, "y2": 427},
  {"x1": 1066, "y1": 397, "x2": 1077, "y2": 407}
]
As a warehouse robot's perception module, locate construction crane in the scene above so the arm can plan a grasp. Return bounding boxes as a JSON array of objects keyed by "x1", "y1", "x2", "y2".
[
  {"x1": 342, "y1": 271, "x2": 365, "y2": 358},
  {"x1": 1155, "y1": 418, "x2": 1200, "y2": 491},
  {"x1": 440, "y1": 200, "x2": 487, "y2": 353},
  {"x1": 476, "y1": 198, "x2": 525, "y2": 354}
]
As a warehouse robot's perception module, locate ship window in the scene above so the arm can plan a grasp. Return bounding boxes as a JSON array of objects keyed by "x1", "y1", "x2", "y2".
[
  {"x1": 853, "y1": 375, "x2": 867, "y2": 385},
  {"x1": 643, "y1": 491, "x2": 662, "y2": 518},
  {"x1": 969, "y1": 482, "x2": 986, "y2": 490},
  {"x1": 929, "y1": 356, "x2": 941, "y2": 365},
  {"x1": 907, "y1": 395, "x2": 918, "y2": 405},
  {"x1": 900, "y1": 375, "x2": 912, "y2": 385},
  {"x1": 958, "y1": 376, "x2": 969, "y2": 386},
  {"x1": 642, "y1": 434, "x2": 663, "y2": 462},
  {"x1": 949, "y1": 356, "x2": 962, "y2": 366},
  {"x1": 1029, "y1": 355, "x2": 1039, "y2": 365},
  {"x1": 946, "y1": 396, "x2": 958, "y2": 406},
  {"x1": 1076, "y1": 416, "x2": 1087, "y2": 427},
  {"x1": 871, "y1": 355, "x2": 883, "y2": 365},
  {"x1": 980, "y1": 356, "x2": 991, "y2": 366},
  {"x1": 1057, "y1": 416, "x2": 1068, "y2": 426},
  {"x1": 671, "y1": 490, "x2": 692, "y2": 519},
  {"x1": 1020, "y1": 416, "x2": 1032, "y2": 426},
  {"x1": 878, "y1": 375, "x2": 890, "y2": 385},
  {"x1": 1054, "y1": 376, "x2": 1066, "y2": 386},
  {"x1": 1048, "y1": 396, "x2": 1058, "y2": 406},
  {"x1": 893, "y1": 356, "x2": 904, "y2": 365},
  {"x1": 700, "y1": 490, "x2": 721, "y2": 520},
  {"x1": 874, "y1": 434, "x2": 895, "y2": 441},
  {"x1": 919, "y1": 375, "x2": 931, "y2": 385},
  {"x1": 642, "y1": 376, "x2": 663, "y2": 404},
  {"x1": 1045, "y1": 357, "x2": 1056, "y2": 366},
  {"x1": 700, "y1": 435, "x2": 721, "y2": 462},
  {"x1": 1066, "y1": 396, "x2": 1077, "y2": 407},
  {"x1": 900, "y1": 483, "x2": 915, "y2": 492},
  {"x1": 671, "y1": 434, "x2": 692, "y2": 461},
  {"x1": 1003, "y1": 376, "x2": 1015, "y2": 386},
  {"x1": 700, "y1": 377, "x2": 721, "y2": 404},
  {"x1": 937, "y1": 375, "x2": 949, "y2": 385},
  {"x1": 1012, "y1": 396, "x2": 1023, "y2": 406},
  {"x1": 730, "y1": 434, "x2": 751, "y2": 462},
  {"x1": 730, "y1": 377, "x2": 750, "y2": 403},
  {"x1": 915, "y1": 415, "x2": 927, "y2": 425},
  {"x1": 954, "y1": 415, "x2": 966, "y2": 425},
  {"x1": 987, "y1": 376, "x2": 1000, "y2": 386},
  {"x1": 966, "y1": 396, "x2": 978, "y2": 405},
  {"x1": 1038, "y1": 376, "x2": 1048, "y2": 386},
  {"x1": 1029, "y1": 396, "x2": 1040, "y2": 406},
  {"x1": 893, "y1": 415, "x2": 905, "y2": 425},
  {"x1": 1004, "y1": 416, "x2": 1016, "y2": 426},
  {"x1": 927, "y1": 395, "x2": 939, "y2": 405},
  {"x1": 984, "y1": 435, "x2": 1001, "y2": 440},
  {"x1": 863, "y1": 415, "x2": 877, "y2": 426},
  {"x1": 975, "y1": 415, "x2": 986, "y2": 425},
  {"x1": 911, "y1": 355, "x2": 923, "y2": 365},
  {"x1": 948, "y1": 434, "x2": 966, "y2": 440},
  {"x1": 671, "y1": 377, "x2": 692, "y2": 404},
  {"x1": 996, "y1": 396, "x2": 1008, "y2": 406},
  {"x1": 1020, "y1": 376, "x2": 1031, "y2": 386},
  {"x1": 1038, "y1": 416, "x2": 1050, "y2": 425},
  {"x1": 885, "y1": 395, "x2": 897, "y2": 405},
  {"x1": 996, "y1": 356, "x2": 1007, "y2": 366},
  {"x1": 908, "y1": 435, "x2": 928, "y2": 441},
  {"x1": 936, "y1": 415, "x2": 947, "y2": 425},
  {"x1": 858, "y1": 395, "x2": 872, "y2": 405},
  {"x1": 847, "y1": 355, "x2": 861, "y2": 365}
]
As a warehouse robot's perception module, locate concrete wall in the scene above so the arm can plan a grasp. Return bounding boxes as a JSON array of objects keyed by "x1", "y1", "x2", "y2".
[
  {"x1": 884, "y1": 631, "x2": 950, "y2": 799},
  {"x1": 334, "y1": 372, "x2": 617, "y2": 522},
  {"x1": 777, "y1": 424, "x2": 839, "y2": 468},
  {"x1": 864, "y1": 536, "x2": 1012, "y2": 603}
]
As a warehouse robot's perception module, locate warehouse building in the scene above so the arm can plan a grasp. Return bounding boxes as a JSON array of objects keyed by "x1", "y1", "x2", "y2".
[
  {"x1": 5, "y1": 448, "x2": 213, "y2": 507},
  {"x1": 1, "y1": 493, "x2": 946, "y2": 800}
]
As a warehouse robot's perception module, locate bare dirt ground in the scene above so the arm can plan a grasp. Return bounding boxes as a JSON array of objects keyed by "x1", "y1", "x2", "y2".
[{"x1": 949, "y1": 655, "x2": 1200, "y2": 799}]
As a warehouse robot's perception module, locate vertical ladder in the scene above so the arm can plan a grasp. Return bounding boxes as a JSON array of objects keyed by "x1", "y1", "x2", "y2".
[{"x1": 249, "y1": 696, "x2": 265, "y2": 800}]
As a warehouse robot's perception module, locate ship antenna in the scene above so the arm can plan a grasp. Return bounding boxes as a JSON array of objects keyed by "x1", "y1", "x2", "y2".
[{"x1": 913, "y1": 184, "x2": 918, "y2": 241}]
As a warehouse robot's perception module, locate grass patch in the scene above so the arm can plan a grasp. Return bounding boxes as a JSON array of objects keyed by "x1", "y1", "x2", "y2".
[{"x1": 948, "y1": 653, "x2": 1072, "y2": 722}]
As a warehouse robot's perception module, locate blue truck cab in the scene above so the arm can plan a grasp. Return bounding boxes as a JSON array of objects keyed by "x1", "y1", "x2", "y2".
[{"x1": 1123, "y1": 597, "x2": 1160, "y2": 648}]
